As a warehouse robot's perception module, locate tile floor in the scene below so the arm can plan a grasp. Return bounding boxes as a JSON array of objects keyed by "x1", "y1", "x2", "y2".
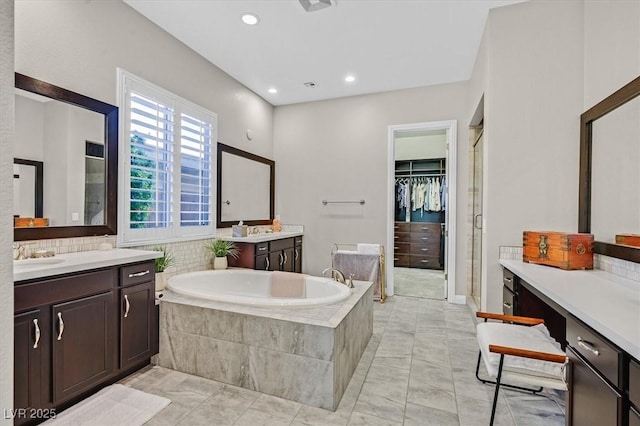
[
  {"x1": 394, "y1": 267, "x2": 446, "y2": 299},
  {"x1": 121, "y1": 296, "x2": 565, "y2": 425}
]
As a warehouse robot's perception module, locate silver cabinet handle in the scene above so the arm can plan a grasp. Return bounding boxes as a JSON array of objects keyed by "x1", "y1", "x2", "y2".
[
  {"x1": 295, "y1": 249, "x2": 299, "y2": 260},
  {"x1": 265, "y1": 257, "x2": 270, "y2": 270},
  {"x1": 57, "y1": 312, "x2": 64, "y2": 341},
  {"x1": 421, "y1": 227, "x2": 429, "y2": 231},
  {"x1": 503, "y1": 302, "x2": 512, "y2": 309},
  {"x1": 504, "y1": 277, "x2": 513, "y2": 283},
  {"x1": 128, "y1": 270, "x2": 150, "y2": 278},
  {"x1": 33, "y1": 319, "x2": 40, "y2": 349},
  {"x1": 421, "y1": 248, "x2": 429, "y2": 252},
  {"x1": 124, "y1": 295, "x2": 130, "y2": 318},
  {"x1": 283, "y1": 252, "x2": 288, "y2": 265},
  {"x1": 421, "y1": 237, "x2": 429, "y2": 240},
  {"x1": 258, "y1": 246, "x2": 267, "y2": 252},
  {"x1": 279, "y1": 253, "x2": 284, "y2": 267},
  {"x1": 577, "y1": 336, "x2": 600, "y2": 356}
]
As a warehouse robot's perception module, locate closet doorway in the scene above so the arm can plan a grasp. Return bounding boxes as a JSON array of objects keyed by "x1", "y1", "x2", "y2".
[{"x1": 387, "y1": 121, "x2": 459, "y2": 303}]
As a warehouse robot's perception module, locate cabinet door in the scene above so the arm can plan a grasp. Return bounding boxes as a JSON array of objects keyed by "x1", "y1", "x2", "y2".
[
  {"x1": 121, "y1": 282, "x2": 155, "y2": 370},
  {"x1": 14, "y1": 309, "x2": 47, "y2": 421},
  {"x1": 294, "y1": 245, "x2": 303, "y2": 273},
  {"x1": 282, "y1": 248, "x2": 295, "y2": 272},
  {"x1": 567, "y1": 346, "x2": 621, "y2": 426},
  {"x1": 52, "y1": 292, "x2": 114, "y2": 404},
  {"x1": 255, "y1": 254, "x2": 270, "y2": 271},
  {"x1": 630, "y1": 407, "x2": 640, "y2": 426},
  {"x1": 269, "y1": 251, "x2": 281, "y2": 271}
]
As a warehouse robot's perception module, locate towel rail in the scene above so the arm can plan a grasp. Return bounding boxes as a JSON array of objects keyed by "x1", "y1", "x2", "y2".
[
  {"x1": 322, "y1": 200, "x2": 365, "y2": 205},
  {"x1": 331, "y1": 243, "x2": 386, "y2": 303}
]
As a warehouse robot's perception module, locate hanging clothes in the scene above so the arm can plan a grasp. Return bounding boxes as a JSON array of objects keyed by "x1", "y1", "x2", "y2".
[{"x1": 440, "y1": 175, "x2": 447, "y2": 211}]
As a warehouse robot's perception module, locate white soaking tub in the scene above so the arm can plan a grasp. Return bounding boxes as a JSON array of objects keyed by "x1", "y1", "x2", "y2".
[{"x1": 167, "y1": 269, "x2": 351, "y2": 307}]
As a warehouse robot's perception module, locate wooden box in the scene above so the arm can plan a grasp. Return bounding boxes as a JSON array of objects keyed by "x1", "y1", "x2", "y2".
[
  {"x1": 615, "y1": 234, "x2": 640, "y2": 247},
  {"x1": 523, "y1": 231, "x2": 593, "y2": 270},
  {"x1": 14, "y1": 217, "x2": 49, "y2": 228}
]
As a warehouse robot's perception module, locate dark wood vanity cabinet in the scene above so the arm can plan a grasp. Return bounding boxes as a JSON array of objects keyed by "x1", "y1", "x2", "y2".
[
  {"x1": 230, "y1": 236, "x2": 303, "y2": 273},
  {"x1": 14, "y1": 261, "x2": 158, "y2": 424},
  {"x1": 393, "y1": 222, "x2": 442, "y2": 269}
]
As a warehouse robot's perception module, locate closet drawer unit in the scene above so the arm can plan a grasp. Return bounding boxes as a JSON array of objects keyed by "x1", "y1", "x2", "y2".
[
  {"x1": 566, "y1": 315, "x2": 621, "y2": 387},
  {"x1": 394, "y1": 242, "x2": 410, "y2": 254},
  {"x1": 394, "y1": 232, "x2": 411, "y2": 244},
  {"x1": 393, "y1": 254, "x2": 410, "y2": 267},
  {"x1": 630, "y1": 358, "x2": 640, "y2": 409},
  {"x1": 410, "y1": 256, "x2": 440, "y2": 269},
  {"x1": 394, "y1": 222, "x2": 411, "y2": 232}
]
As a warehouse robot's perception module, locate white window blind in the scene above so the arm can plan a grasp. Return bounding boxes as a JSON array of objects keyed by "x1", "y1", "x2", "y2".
[{"x1": 118, "y1": 70, "x2": 216, "y2": 245}]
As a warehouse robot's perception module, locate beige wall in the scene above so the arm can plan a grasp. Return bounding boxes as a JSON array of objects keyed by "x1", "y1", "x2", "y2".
[
  {"x1": 15, "y1": 0, "x2": 274, "y2": 159},
  {"x1": 273, "y1": 81, "x2": 470, "y2": 296},
  {"x1": 394, "y1": 134, "x2": 447, "y2": 161},
  {"x1": 0, "y1": 0, "x2": 13, "y2": 419}
]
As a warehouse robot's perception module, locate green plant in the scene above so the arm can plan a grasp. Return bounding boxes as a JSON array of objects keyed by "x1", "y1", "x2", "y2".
[
  {"x1": 153, "y1": 246, "x2": 174, "y2": 273},
  {"x1": 207, "y1": 239, "x2": 240, "y2": 259}
]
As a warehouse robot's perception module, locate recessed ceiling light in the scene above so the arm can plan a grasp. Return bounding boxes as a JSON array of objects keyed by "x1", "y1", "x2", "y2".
[
  {"x1": 241, "y1": 13, "x2": 259, "y2": 25},
  {"x1": 345, "y1": 75, "x2": 356, "y2": 83},
  {"x1": 268, "y1": 88, "x2": 278, "y2": 94}
]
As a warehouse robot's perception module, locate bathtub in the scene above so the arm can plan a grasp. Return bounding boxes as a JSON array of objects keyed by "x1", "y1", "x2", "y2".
[{"x1": 167, "y1": 269, "x2": 351, "y2": 307}]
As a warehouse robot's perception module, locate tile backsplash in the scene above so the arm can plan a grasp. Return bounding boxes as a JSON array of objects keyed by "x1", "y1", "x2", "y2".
[{"x1": 499, "y1": 245, "x2": 640, "y2": 282}]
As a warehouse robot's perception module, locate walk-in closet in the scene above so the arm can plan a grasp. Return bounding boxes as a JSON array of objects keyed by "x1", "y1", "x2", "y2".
[{"x1": 393, "y1": 130, "x2": 447, "y2": 299}]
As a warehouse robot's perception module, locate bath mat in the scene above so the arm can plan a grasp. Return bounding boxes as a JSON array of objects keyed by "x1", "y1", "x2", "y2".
[{"x1": 43, "y1": 384, "x2": 171, "y2": 426}]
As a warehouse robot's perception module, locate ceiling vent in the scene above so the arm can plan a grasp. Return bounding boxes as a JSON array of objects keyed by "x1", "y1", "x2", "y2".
[
  {"x1": 298, "y1": 0, "x2": 336, "y2": 13},
  {"x1": 304, "y1": 81, "x2": 318, "y2": 88}
]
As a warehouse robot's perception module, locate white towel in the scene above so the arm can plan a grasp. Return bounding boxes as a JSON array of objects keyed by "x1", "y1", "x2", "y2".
[{"x1": 357, "y1": 243, "x2": 380, "y2": 255}]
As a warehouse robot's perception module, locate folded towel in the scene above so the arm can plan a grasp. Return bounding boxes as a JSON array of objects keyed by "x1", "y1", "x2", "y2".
[
  {"x1": 357, "y1": 243, "x2": 380, "y2": 255},
  {"x1": 270, "y1": 271, "x2": 306, "y2": 298}
]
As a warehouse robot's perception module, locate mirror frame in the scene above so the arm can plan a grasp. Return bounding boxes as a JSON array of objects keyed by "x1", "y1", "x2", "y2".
[
  {"x1": 578, "y1": 75, "x2": 640, "y2": 263},
  {"x1": 13, "y1": 158, "x2": 44, "y2": 218},
  {"x1": 14, "y1": 73, "x2": 118, "y2": 241},
  {"x1": 216, "y1": 142, "x2": 274, "y2": 228}
]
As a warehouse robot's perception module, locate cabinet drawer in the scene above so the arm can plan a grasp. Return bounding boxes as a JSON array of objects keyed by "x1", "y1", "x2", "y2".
[
  {"x1": 410, "y1": 242, "x2": 439, "y2": 255},
  {"x1": 566, "y1": 315, "x2": 621, "y2": 388},
  {"x1": 409, "y1": 256, "x2": 440, "y2": 269},
  {"x1": 503, "y1": 269, "x2": 516, "y2": 292},
  {"x1": 631, "y1": 358, "x2": 640, "y2": 409},
  {"x1": 503, "y1": 287, "x2": 515, "y2": 316},
  {"x1": 394, "y1": 232, "x2": 410, "y2": 243},
  {"x1": 393, "y1": 254, "x2": 410, "y2": 267},
  {"x1": 394, "y1": 242, "x2": 410, "y2": 254},
  {"x1": 410, "y1": 222, "x2": 441, "y2": 233},
  {"x1": 16, "y1": 269, "x2": 115, "y2": 311},
  {"x1": 394, "y1": 222, "x2": 410, "y2": 232},
  {"x1": 120, "y1": 261, "x2": 155, "y2": 287},
  {"x1": 294, "y1": 236, "x2": 303, "y2": 246},
  {"x1": 270, "y1": 237, "x2": 294, "y2": 252},
  {"x1": 255, "y1": 242, "x2": 269, "y2": 255},
  {"x1": 410, "y1": 232, "x2": 440, "y2": 244}
]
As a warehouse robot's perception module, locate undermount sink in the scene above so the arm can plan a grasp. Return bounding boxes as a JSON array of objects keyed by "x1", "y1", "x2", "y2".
[{"x1": 13, "y1": 257, "x2": 66, "y2": 269}]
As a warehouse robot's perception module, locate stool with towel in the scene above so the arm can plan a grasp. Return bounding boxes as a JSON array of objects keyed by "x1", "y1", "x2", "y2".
[{"x1": 331, "y1": 243, "x2": 386, "y2": 302}]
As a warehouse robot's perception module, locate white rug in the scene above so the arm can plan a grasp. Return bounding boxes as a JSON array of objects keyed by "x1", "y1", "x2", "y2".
[{"x1": 44, "y1": 384, "x2": 171, "y2": 426}]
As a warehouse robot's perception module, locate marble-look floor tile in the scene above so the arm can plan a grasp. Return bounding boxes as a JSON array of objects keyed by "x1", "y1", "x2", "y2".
[
  {"x1": 347, "y1": 411, "x2": 402, "y2": 426},
  {"x1": 234, "y1": 409, "x2": 294, "y2": 426},
  {"x1": 403, "y1": 402, "x2": 459, "y2": 426},
  {"x1": 456, "y1": 394, "x2": 514, "y2": 426},
  {"x1": 291, "y1": 405, "x2": 350, "y2": 426},
  {"x1": 249, "y1": 393, "x2": 302, "y2": 420}
]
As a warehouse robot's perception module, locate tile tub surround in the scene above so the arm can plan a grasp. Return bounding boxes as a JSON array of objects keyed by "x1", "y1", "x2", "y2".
[{"x1": 157, "y1": 279, "x2": 373, "y2": 410}]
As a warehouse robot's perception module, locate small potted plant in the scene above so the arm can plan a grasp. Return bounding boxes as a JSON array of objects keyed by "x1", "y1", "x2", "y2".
[
  {"x1": 153, "y1": 246, "x2": 174, "y2": 291},
  {"x1": 207, "y1": 239, "x2": 240, "y2": 270}
]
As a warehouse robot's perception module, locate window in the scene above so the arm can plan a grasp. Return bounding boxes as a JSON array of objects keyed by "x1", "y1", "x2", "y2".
[{"x1": 118, "y1": 70, "x2": 216, "y2": 245}]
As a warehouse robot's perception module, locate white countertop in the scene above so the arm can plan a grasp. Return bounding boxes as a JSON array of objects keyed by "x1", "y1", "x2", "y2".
[
  {"x1": 500, "y1": 259, "x2": 640, "y2": 360},
  {"x1": 221, "y1": 231, "x2": 303, "y2": 243},
  {"x1": 14, "y1": 249, "x2": 161, "y2": 282}
]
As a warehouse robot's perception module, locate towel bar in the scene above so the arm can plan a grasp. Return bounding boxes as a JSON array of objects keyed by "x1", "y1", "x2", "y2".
[{"x1": 322, "y1": 200, "x2": 365, "y2": 205}]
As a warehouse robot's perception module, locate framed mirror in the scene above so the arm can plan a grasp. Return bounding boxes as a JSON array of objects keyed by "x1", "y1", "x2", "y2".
[
  {"x1": 14, "y1": 73, "x2": 118, "y2": 241},
  {"x1": 578, "y1": 75, "x2": 640, "y2": 263},
  {"x1": 216, "y1": 143, "x2": 274, "y2": 228}
]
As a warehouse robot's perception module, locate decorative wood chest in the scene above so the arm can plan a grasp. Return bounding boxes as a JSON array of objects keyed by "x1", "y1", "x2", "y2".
[
  {"x1": 615, "y1": 234, "x2": 640, "y2": 247},
  {"x1": 523, "y1": 231, "x2": 593, "y2": 270}
]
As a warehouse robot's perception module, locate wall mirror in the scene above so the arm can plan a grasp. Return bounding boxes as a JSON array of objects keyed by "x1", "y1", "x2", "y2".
[
  {"x1": 579, "y1": 75, "x2": 640, "y2": 263},
  {"x1": 14, "y1": 73, "x2": 118, "y2": 241},
  {"x1": 216, "y1": 143, "x2": 274, "y2": 228}
]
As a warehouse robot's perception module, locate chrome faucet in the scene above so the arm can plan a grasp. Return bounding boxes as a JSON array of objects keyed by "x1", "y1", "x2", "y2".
[{"x1": 322, "y1": 267, "x2": 355, "y2": 288}]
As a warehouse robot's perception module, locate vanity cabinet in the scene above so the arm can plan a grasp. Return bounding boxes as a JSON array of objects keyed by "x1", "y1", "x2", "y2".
[
  {"x1": 229, "y1": 236, "x2": 303, "y2": 273},
  {"x1": 393, "y1": 222, "x2": 442, "y2": 269},
  {"x1": 14, "y1": 260, "x2": 158, "y2": 424}
]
